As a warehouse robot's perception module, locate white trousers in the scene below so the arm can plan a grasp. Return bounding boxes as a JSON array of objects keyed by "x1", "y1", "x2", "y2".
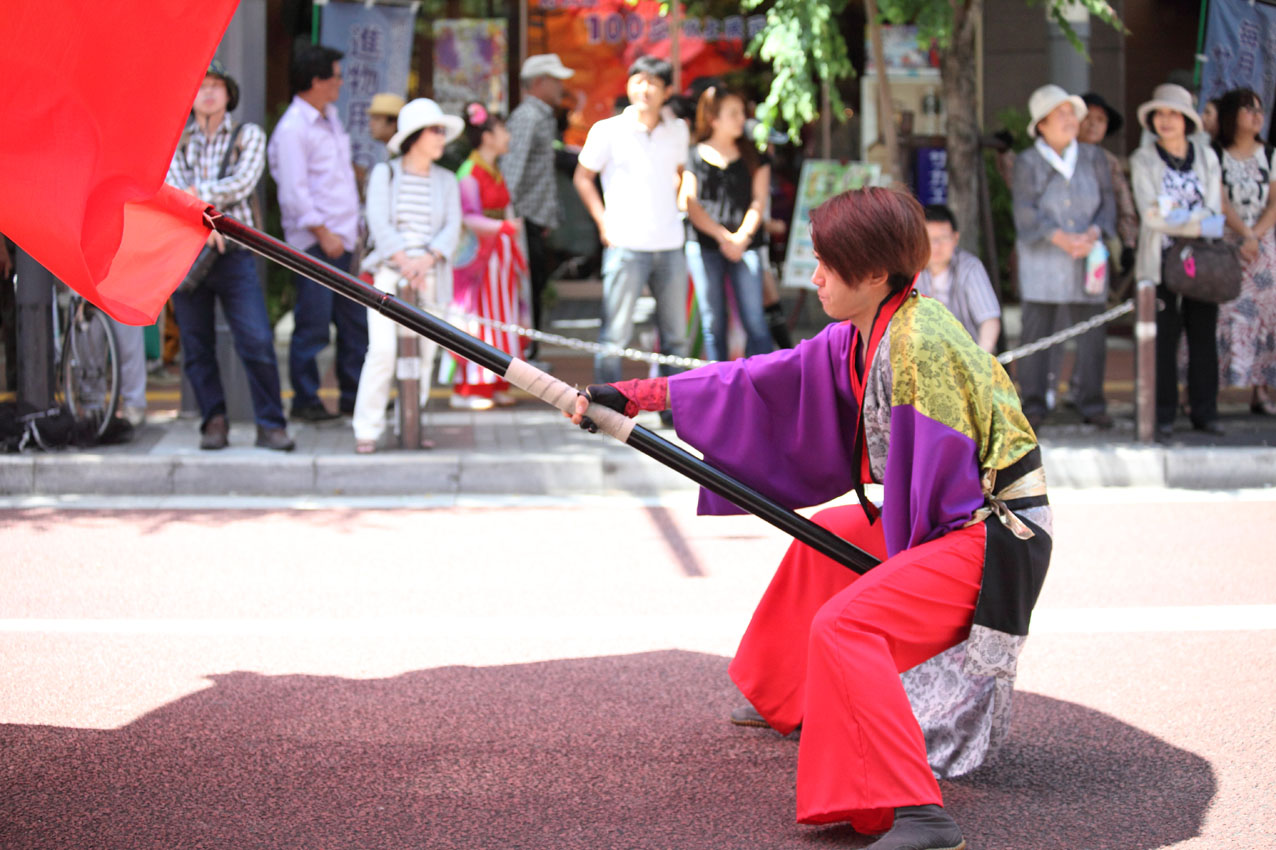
[{"x1": 351, "y1": 266, "x2": 440, "y2": 442}]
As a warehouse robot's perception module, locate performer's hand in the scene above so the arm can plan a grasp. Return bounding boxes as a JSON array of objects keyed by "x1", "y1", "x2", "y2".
[{"x1": 566, "y1": 380, "x2": 669, "y2": 433}]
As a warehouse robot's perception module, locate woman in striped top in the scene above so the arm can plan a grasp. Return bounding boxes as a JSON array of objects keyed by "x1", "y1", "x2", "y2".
[{"x1": 353, "y1": 99, "x2": 463, "y2": 453}]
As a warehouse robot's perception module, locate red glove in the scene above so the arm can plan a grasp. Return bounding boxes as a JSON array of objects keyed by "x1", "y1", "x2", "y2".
[{"x1": 585, "y1": 377, "x2": 669, "y2": 418}]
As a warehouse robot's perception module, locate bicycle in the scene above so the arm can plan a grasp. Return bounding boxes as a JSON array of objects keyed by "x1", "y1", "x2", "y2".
[{"x1": 52, "y1": 287, "x2": 119, "y2": 440}]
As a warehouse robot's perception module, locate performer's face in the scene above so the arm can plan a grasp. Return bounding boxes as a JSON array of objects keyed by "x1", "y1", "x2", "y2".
[{"x1": 811, "y1": 254, "x2": 889, "y2": 329}]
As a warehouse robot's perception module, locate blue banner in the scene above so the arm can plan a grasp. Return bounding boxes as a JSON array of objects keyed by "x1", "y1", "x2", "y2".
[
  {"x1": 1200, "y1": 0, "x2": 1276, "y2": 138},
  {"x1": 320, "y1": 1, "x2": 418, "y2": 171}
]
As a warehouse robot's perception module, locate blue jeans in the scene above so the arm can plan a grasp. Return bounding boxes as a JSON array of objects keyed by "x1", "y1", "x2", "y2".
[
  {"x1": 685, "y1": 241, "x2": 772, "y2": 362},
  {"x1": 595, "y1": 246, "x2": 688, "y2": 383},
  {"x1": 289, "y1": 245, "x2": 368, "y2": 412},
  {"x1": 170, "y1": 249, "x2": 287, "y2": 429}
]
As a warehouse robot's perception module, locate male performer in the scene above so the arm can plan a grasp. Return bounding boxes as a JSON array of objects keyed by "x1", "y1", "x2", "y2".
[
  {"x1": 572, "y1": 187, "x2": 1050, "y2": 850},
  {"x1": 268, "y1": 43, "x2": 367, "y2": 422}
]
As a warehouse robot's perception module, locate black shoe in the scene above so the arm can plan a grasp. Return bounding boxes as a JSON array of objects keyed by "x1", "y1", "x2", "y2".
[
  {"x1": 338, "y1": 400, "x2": 356, "y2": 416},
  {"x1": 199, "y1": 414, "x2": 229, "y2": 450},
  {"x1": 290, "y1": 404, "x2": 340, "y2": 423},
  {"x1": 1193, "y1": 420, "x2": 1225, "y2": 436},
  {"x1": 255, "y1": 426, "x2": 296, "y2": 452},
  {"x1": 729, "y1": 705, "x2": 771, "y2": 728},
  {"x1": 1155, "y1": 423, "x2": 1174, "y2": 443},
  {"x1": 866, "y1": 805, "x2": 965, "y2": 850},
  {"x1": 1082, "y1": 411, "x2": 1114, "y2": 429}
]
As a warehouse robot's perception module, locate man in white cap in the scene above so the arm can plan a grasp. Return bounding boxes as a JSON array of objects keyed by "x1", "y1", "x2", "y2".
[{"x1": 502, "y1": 54, "x2": 574, "y2": 358}]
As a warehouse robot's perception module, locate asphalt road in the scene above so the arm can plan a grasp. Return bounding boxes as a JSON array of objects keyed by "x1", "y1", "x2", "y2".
[{"x1": 2, "y1": 490, "x2": 1274, "y2": 849}]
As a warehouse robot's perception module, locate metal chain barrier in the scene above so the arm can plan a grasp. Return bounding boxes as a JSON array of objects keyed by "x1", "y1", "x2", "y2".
[
  {"x1": 421, "y1": 300, "x2": 713, "y2": 370},
  {"x1": 995, "y1": 298, "x2": 1134, "y2": 365},
  {"x1": 423, "y1": 296, "x2": 1135, "y2": 371}
]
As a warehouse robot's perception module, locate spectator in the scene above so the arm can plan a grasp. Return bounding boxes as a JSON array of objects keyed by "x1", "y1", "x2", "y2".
[
  {"x1": 268, "y1": 44, "x2": 367, "y2": 423},
  {"x1": 573, "y1": 55, "x2": 690, "y2": 386},
  {"x1": 1012, "y1": 84, "x2": 1116, "y2": 430},
  {"x1": 108, "y1": 319, "x2": 148, "y2": 428},
  {"x1": 352, "y1": 99, "x2": 463, "y2": 453},
  {"x1": 353, "y1": 92, "x2": 406, "y2": 194},
  {"x1": 1080, "y1": 92, "x2": 1139, "y2": 275},
  {"x1": 502, "y1": 54, "x2": 574, "y2": 361},
  {"x1": 915, "y1": 204, "x2": 1002, "y2": 353},
  {"x1": 166, "y1": 60, "x2": 294, "y2": 451},
  {"x1": 1214, "y1": 88, "x2": 1276, "y2": 415},
  {"x1": 1130, "y1": 83, "x2": 1227, "y2": 441},
  {"x1": 448, "y1": 102, "x2": 523, "y2": 410},
  {"x1": 678, "y1": 86, "x2": 773, "y2": 361},
  {"x1": 1201, "y1": 98, "x2": 1221, "y2": 141},
  {"x1": 1, "y1": 233, "x2": 15, "y2": 392}
]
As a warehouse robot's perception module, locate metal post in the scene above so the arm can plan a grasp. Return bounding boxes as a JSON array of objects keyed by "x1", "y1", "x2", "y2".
[
  {"x1": 1135, "y1": 279, "x2": 1157, "y2": 442},
  {"x1": 13, "y1": 249, "x2": 56, "y2": 411}
]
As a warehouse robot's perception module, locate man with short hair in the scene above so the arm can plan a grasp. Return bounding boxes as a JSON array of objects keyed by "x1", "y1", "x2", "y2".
[
  {"x1": 914, "y1": 205, "x2": 1002, "y2": 353},
  {"x1": 166, "y1": 60, "x2": 294, "y2": 451},
  {"x1": 573, "y1": 55, "x2": 690, "y2": 385},
  {"x1": 268, "y1": 44, "x2": 366, "y2": 422},
  {"x1": 503, "y1": 54, "x2": 574, "y2": 356}
]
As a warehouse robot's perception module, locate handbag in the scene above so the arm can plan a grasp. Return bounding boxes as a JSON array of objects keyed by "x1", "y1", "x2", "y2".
[
  {"x1": 1161, "y1": 236, "x2": 1242, "y2": 303},
  {"x1": 174, "y1": 122, "x2": 248, "y2": 294}
]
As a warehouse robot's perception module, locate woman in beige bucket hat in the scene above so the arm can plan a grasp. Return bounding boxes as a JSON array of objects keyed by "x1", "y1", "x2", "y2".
[{"x1": 1129, "y1": 83, "x2": 1227, "y2": 441}]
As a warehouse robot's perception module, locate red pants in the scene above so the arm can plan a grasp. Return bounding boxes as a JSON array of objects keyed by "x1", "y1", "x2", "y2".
[{"x1": 728, "y1": 505, "x2": 986, "y2": 833}]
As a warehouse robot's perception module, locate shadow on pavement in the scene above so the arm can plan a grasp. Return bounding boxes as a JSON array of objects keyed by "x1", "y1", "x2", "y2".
[{"x1": 1, "y1": 651, "x2": 1213, "y2": 849}]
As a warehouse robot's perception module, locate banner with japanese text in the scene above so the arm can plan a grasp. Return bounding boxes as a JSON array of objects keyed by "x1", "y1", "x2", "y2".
[
  {"x1": 320, "y1": 1, "x2": 418, "y2": 171},
  {"x1": 534, "y1": 0, "x2": 766, "y2": 146},
  {"x1": 1199, "y1": 0, "x2": 1276, "y2": 138}
]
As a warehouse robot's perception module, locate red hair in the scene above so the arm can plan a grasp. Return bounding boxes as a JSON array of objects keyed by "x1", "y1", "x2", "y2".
[{"x1": 808, "y1": 187, "x2": 930, "y2": 292}]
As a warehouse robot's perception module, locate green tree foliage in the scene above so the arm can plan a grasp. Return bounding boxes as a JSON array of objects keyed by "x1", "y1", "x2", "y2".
[{"x1": 742, "y1": 0, "x2": 855, "y2": 144}]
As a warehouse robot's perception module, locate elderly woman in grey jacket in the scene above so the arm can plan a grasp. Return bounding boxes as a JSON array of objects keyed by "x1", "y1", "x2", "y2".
[
  {"x1": 352, "y1": 99, "x2": 463, "y2": 452},
  {"x1": 1013, "y1": 85, "x2": 1117, "y2": 430},
  {"x1": 1129, "y1": 84, "x2": 1226, "y2": 441}
]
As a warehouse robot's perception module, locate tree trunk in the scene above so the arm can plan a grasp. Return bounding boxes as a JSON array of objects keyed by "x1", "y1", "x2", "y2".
[
  {"x1": 864, "y1": 0, "x2": 900, "y2": 183},
  {"x1": 940, "y1": 0, "x2": 981, "y2": 252}
]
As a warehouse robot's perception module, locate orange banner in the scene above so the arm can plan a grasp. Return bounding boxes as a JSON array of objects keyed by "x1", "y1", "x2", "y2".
[{"x1": 535, "y1": 0, "x2": 765, "y2": 146}]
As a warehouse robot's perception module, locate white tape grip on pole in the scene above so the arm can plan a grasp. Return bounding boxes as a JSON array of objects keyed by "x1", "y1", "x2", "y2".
[{"x1": 504, "y1": 358, "x2": 636, "y2": 442}]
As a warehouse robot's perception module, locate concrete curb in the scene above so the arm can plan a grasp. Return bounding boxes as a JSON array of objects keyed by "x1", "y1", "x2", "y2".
[{"x1": 2, "y1": 443, "x2": 1274, "y2": 496}]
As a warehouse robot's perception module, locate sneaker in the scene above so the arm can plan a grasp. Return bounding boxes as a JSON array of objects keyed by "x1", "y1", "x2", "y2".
[
  {"x1": 199, "y1": 414, "x2": 229, "y2": 450},
  {"x1": 290, "y1": 404, "x2": 340, "y2": 423},
  {"x1": 1082, "y1": 411, "x2": 1114, "y2": 429},
  {"x1": 449, "y1": 394, "x2": 494, "y2": 411},
  {"x1": 120, "y1": 405, "x2": 147, "y2": 427},
  {"x1": 255, "y1": 426, "x2": 296, "y2": 452},
  {"x1": 866, "y1": 805, "x2": 965, "y2": 850},
  {"x1": 729, "y1": 705, "x2": 771, "y2": 728},
  {"x1": 492, "y1": 390, "x2": 517, "y2": 407}
]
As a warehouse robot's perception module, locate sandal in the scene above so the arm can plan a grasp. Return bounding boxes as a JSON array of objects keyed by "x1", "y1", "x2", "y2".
[{"x1": 354, "y1": 439, "x2": 377, "y2": 454}]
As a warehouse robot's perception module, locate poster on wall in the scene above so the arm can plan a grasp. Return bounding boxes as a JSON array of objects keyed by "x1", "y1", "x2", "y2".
[
  {"x1": 534, "y1": 0, "x2": 766, "y2": 146},
  {"x1": 781, "y1": 160, "x2": 885, "y2": 289},
  {"x1": 433, "y1": 19, "x2": 509, "y2": 116},
  {"x1": 320, "y1": 1, "x2": 418, "y2": 171},
  {"x1": 1199, "y1": 0, "x2": 1276, "y2": 139}
]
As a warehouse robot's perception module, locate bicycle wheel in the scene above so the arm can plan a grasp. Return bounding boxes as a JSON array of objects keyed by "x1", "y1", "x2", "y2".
[{"x1": 59, "y1": 304, "x2": 120, "y2": 439}]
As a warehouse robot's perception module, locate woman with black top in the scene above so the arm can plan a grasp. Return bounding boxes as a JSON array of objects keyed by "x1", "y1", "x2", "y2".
[{"x1": 678, "y1": 87, "x2": 773, "y2": 361}]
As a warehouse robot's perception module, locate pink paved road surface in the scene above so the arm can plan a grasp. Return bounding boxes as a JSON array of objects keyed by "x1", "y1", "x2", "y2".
[{"x1": 2, "y1": 494, "x2": 1274, "y2": 849}]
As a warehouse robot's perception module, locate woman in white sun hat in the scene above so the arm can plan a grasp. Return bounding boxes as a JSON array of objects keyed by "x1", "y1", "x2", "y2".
[
  {"x1": 1128, "y1": 83, "x2": 1226, "y2": 442},
  {"x1": 352, "y1": 98, "x2": 465, "y2": 453},
  {"x1": 1012, "y1": 84, "x2": 1117, "y2": 432}
]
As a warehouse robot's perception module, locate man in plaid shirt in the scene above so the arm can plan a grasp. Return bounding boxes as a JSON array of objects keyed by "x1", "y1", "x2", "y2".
[
  {"x1": 165, "y1": 60, "x2": 294, "y2": 452},
  {"x1": 502, "y1": 54, "x2": 574, "y2": 359}
]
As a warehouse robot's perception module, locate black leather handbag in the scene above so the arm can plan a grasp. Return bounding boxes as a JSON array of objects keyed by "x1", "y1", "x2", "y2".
[{"x1": 1162, "y1": 237, "x2": 1242, "y2": 303}]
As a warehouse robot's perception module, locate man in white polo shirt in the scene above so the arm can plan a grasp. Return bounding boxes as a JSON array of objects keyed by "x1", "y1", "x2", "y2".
[{"x1": 573, "y1": 55, "x2": 690, "y2": 385}]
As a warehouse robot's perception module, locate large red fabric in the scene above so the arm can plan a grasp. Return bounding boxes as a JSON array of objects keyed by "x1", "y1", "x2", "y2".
[
  {"x1": 0, "y1": 1, "x2": 238, "y2": 325},
  {"x1": 728, "y1": 505, "x2": 986, "y2": 833}
]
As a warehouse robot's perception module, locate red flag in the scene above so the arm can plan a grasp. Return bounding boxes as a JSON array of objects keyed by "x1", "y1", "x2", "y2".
[{"x1": 0, "y1": 0, "x2": 239, "y2": 325}]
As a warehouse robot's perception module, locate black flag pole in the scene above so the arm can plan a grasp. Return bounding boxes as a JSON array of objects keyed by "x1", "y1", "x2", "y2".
[{"x1": 211, "y1": 211, "x2": 881, "y2": 575}]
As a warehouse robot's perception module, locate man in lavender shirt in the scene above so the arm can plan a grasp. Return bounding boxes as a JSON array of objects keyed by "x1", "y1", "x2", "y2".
[{"x1": 268, "y1": 44, "x2": 367, "y2": 422}]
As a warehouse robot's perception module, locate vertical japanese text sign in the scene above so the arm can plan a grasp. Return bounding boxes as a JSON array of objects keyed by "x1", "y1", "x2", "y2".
[{"x1": 321, "y1": 1, "x2": 419, "y2": 170}]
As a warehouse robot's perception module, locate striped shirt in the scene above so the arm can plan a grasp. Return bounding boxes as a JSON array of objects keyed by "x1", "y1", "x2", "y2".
[
  {"x1": 501, "y1": 95, "x2": 560, "y2": 229},
  {"x1": 395, "y1": 171, "x2": 433, "y2": 255},
  {"x1": 165, "y1": 116, "x2": 265, "y2": 228},
  {"x1": 914, "y1": 249, "x2": 1001, "y2": 341}
]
